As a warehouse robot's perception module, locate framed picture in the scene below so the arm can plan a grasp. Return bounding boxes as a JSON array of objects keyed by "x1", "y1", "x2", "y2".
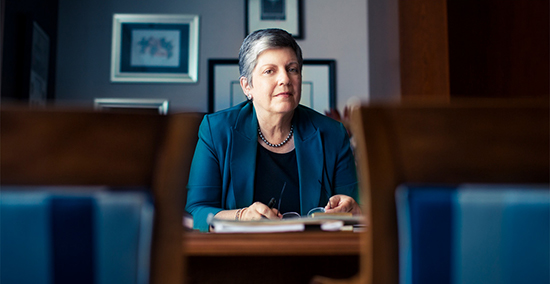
[
  {"x1": 246, "y1": 0, "x2": 303, "y2": 39},
  {"x1": 301, "y1": 60, "x2": 336, "y2": 113},
  {"x1": 208, "y1": 59, "x2": 335, "y2": 113},
  {"x1": 29, "y1": 21, "x2": 50, "y2": 107},
  {"x1": 110, "y1": 14, "x2": 199, "y2": 83},
  {"x1": 94, "y1": 98, "x2": 169, "y2": 115}
]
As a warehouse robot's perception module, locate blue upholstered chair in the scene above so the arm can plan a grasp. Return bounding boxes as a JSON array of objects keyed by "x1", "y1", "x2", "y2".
[
  {"x1": 350, "y1": 101, "x2": 549, "y2": 284},
  {"x1": 0, "y1": 108, "x2": 202, "y2": 284}
]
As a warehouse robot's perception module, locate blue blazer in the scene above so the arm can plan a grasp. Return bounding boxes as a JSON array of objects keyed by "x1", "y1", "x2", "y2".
[{"x1": 186, "y1": 101, "x2": 358, "y2": 231}]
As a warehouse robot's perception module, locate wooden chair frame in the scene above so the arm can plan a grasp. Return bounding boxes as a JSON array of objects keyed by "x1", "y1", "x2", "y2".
[
  {"x1": 350, "y1": 101, "x2": 549, "y2": 284},
  {"x1": 1, "y1": 107, "x2": 203, "y2": 284}
]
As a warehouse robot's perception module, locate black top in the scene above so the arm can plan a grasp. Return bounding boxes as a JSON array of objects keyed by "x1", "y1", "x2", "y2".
[{"x1": 254, "y1": 144, "x2": 300, "y2": 214}]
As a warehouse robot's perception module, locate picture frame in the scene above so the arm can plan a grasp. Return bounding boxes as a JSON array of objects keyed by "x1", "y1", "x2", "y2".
[
  {"x1": 29, "y1": 21, "x2": 50, "y2": 107},
  {"x1": 110, "y1": 14, "x2": 199, "y2": 83},
  {"x1": 246, "y1": 0, "x2": 303, "y2": 39},
  {"x1": 94, "y1": 98, "x2": 169, "y2": 115},
  {"x1": 208, "y1": 59, "x2": 335, "y2": 113}
]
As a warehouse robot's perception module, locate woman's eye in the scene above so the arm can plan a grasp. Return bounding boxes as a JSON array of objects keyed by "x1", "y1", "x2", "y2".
[
  {"x1": 288, "y1": 67, "x2": 299, "y2": 74},
  {"x1": 263, "y1": 69, "x2": 273, "y2": 74}
]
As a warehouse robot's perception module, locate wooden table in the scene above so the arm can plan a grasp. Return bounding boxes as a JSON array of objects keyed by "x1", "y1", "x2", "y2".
[{"x1": 184, "y1": 230, "x2": 362, "y2": 284}]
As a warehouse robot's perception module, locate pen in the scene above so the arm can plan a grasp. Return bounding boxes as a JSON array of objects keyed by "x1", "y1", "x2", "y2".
[
  {"x1": 277, "y1": 182, "x2": 287, "y2": 212},
  {"x1": 267, "y1": 197, "x2": 276, "y2": 209}
]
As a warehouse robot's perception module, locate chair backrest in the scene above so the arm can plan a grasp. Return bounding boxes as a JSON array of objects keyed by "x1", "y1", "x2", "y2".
[
  {"x1": 0, "y1": 107, "x2": 203, "y2": 284},
  {"x1": 350, "y1": 100, "x2": 549, "y2": 284}
]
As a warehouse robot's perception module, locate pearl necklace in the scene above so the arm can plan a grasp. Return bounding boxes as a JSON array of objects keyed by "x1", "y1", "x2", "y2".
[{"x1": 258, "y1": 125, "x2": 294, "y2": 147}]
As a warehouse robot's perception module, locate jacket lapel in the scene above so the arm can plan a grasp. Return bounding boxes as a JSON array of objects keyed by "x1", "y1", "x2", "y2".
[
  {"x1": 230, "y1": 102, "x2": 257, "y2": 208},
  {"x1": 294, "y1": 108, "x2": 324, "y2": 215},
  {"x1": 230, "y1": 104, "x2": 325, "y2": 213}
]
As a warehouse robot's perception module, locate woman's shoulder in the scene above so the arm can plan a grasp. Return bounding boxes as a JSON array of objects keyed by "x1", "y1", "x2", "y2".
[
  {"x1": 296, "y1": 105, "x2": 343, "y2": 129},
  {"x1": 296, "y1": 105, "x2": 351, "y2": 149},
  {"x1": 203, "y1": 101, "x2": 250, "y2": 127}
]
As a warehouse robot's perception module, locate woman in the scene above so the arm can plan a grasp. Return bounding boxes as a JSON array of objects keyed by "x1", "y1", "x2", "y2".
[{"x1": 186, "y1": 29, "x2": 360, "y2": 232}]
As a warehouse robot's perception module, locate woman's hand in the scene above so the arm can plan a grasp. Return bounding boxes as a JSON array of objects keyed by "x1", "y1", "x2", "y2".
[
  {"x1": 324, "y1": 194, "x2": 362, "y2": 215},
  {"x1": 240, "y1": 201, "x2": 281, "y2": 220}
]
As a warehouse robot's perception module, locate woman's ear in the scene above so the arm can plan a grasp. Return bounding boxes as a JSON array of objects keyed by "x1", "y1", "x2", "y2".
[
  {"x1": 240, "y1": 77, "x2": 252, "y2": 100},
  {"x1": 240, "y1": 77, "x2": 250, "y2": 94}
]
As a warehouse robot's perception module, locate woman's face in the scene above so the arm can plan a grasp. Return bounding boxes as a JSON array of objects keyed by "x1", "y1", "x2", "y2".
[{"x1": 241, "y1": 47, "x2": 302, "y2": 117}]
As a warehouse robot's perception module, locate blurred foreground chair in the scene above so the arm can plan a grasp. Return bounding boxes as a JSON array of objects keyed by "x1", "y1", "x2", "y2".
[
  {"x1": 349, "y1": 100, "x2": 549, "y2": 284},
  {"x1": 0, "y1": 107, "x2": 203, "y2": 284}
]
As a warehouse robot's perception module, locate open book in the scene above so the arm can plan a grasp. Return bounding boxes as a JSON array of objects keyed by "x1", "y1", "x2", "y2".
[{"x1": 209, "y1": 214, "x2": 364, "y2": 233}]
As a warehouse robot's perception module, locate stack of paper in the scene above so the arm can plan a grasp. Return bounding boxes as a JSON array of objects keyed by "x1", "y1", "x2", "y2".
[{"x1": 210, "y1": 215, "x2": 364, "y2": 233}]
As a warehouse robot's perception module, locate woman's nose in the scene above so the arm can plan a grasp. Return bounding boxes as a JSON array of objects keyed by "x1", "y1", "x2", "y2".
[{"x1": 278, "y1": 71, "x2": 291, "y2": 85}]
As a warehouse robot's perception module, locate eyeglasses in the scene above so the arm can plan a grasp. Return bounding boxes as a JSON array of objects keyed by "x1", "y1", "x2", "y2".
[{"x1": 275, "y1": 182, "x2": 325, "y2": 219}]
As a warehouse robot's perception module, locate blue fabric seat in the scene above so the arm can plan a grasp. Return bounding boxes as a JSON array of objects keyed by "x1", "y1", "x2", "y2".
[
  {"x1": 0, "y1": 109, "x2": 203, "y2": 284},
  {"x1": 0, "y1": 187, "x2": 154, "y2": 284},
  {"x1": 396, "y1": 184, "x2": 550, "y2": 284}
]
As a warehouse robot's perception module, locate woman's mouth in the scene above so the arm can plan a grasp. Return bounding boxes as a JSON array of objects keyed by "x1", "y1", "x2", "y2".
[{"x1": 276, "y1": 92, "x2": 292, "y2": 97}]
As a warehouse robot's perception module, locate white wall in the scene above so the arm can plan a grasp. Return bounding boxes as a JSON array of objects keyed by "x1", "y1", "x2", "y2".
[{"x1": 55, "y1": 0, "x2": 369, "y2": 113}]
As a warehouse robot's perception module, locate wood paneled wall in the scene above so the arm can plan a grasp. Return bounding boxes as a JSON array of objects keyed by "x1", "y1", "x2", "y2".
[
  {"x1": 447, "y1": 0, "x2": 549, "y2": 98},
  {"x1": 398, "y1": 0, "x2": 549, "y2": 100},
  {"x1": 399, "y1": 0, "x2": 450, "y2": 100}
]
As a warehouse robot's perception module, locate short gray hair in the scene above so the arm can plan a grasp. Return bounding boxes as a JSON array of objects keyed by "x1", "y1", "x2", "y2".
[{"x1": 238, "y1": 28, "x2": 303, "y2": 87}]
